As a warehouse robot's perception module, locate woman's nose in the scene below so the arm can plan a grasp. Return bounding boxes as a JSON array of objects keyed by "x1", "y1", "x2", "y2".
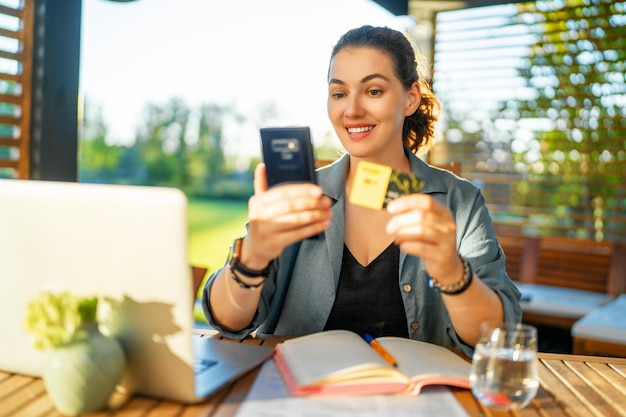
[{"x1": 344, "y1": 96, "x2": 364, "y2": 118}]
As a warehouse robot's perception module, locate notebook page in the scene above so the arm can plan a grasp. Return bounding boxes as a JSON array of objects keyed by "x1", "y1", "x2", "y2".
[{"x1": 235, "y1": 359, "x2": 470, "y2": 417}]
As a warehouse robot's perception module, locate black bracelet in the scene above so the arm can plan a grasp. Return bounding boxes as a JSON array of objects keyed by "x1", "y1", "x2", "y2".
[
  {"x1": 429, "y1": 257, "x2": 473, "y2": 295},
  {"x1": 229, "y1": 237, "x2": 272, "y2": 277},
  {"x1": 229, "y1": 266, "x2": 267, "y2": 290}
]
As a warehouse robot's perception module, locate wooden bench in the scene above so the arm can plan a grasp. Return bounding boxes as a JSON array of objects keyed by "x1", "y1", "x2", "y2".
[
  {"x1": 572, "y1": 294, "x2": 626, "y2": 357},
  {"x1": 497, "y1": 233, "x2": 626, "y2": 329}
]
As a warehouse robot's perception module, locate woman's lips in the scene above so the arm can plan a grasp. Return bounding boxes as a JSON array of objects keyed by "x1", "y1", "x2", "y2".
[{"x1": 346, "y1": 125, "x2": 374, "y2": 139}]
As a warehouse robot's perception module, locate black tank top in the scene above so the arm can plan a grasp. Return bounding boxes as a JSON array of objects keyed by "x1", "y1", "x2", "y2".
[{"x1": 323, "y1": 243, "x2": 409, "y2": 338}]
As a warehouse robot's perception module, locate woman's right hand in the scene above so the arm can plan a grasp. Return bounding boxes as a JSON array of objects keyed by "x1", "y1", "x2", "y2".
[{"x1": 241, "y1": 163, "x2": 332, "y2": 269}]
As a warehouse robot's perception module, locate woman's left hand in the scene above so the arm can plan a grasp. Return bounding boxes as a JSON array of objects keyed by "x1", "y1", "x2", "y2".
[{"x1": 385, "y1": 194, "x2": 464, "y2": 284}]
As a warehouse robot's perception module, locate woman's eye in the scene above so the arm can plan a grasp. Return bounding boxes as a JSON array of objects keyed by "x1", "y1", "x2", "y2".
[
  {"x1": 368, "y1": 89, "x2": 382, "y2": 97},
  {"x1": 330, "y1": 92, "x2": 345, "y2": 99}
]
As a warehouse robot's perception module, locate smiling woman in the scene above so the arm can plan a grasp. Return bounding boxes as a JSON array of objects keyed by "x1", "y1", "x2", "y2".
[{"x1": 201, "y1": 25, "x2": 521, "y2": 353}]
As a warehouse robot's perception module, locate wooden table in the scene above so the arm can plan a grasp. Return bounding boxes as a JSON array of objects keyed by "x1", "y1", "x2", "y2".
[{"x1": 2, "y1": 333, "x2": 626, "y2": 417}]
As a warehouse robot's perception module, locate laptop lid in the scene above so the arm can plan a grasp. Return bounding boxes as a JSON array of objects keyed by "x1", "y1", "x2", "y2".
[{"x1": 0, "y1": 179, "x2": 272, "y2": 403}]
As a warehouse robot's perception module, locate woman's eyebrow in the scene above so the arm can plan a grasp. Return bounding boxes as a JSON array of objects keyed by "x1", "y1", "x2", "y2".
[
  {"x1": 362, "y1": 73, "x2": 390, "y2": 83},
  {"x1": 328, "y1": 73, "x2": 390, "y2": 85}
]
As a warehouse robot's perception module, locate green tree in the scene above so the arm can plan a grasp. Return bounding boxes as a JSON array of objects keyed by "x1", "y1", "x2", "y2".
[
  {"x1": 507, "y1": 0, "x2": 626, "y2": 240},
  {"x1": 78, "y1": 96, "x2": 262, "y2": 199},
  {"x1": 134, "y1": 98, "x2": 191, "y2": 188},
  {"x1": 197, "y1": 103, "x2": 227, "y2": 183},
  {"x1": 78, "y1": 101, "x2": 123, "y2": 183}
]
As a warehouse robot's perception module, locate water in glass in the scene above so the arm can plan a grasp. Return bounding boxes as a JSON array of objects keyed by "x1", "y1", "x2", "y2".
[{"x1": 470, "y1": 322, "x2": 539, "y2": 410}]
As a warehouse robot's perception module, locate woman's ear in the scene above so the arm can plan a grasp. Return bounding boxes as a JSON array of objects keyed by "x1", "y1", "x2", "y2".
[{"x1": 405, "y1": 81, "x2": 422, "y2": 116}]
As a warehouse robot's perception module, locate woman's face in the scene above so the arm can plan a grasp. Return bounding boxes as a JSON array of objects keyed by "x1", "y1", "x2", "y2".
[{"x1": 327, "y1": 47, "x2": 419, "y2": 163}]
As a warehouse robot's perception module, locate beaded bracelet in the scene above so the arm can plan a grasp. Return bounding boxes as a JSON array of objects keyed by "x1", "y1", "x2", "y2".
[{"x1": 429, "y1": 257, "x2": 473, "y2": 295}]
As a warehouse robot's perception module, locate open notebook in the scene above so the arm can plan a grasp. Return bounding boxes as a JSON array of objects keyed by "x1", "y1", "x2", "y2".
[{"x1": 0, "y1": 179, "x2": 273, "y2": 403}]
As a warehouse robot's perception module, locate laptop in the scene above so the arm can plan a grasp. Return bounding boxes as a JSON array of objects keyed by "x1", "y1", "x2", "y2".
[{"x1": 0, "y1": 178, "x2": 273, "y2": 403}]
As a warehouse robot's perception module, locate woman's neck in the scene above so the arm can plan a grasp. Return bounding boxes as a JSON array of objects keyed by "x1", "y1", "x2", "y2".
[
  {"x1": 345, "y1": 148, "x2": 412, "y2": 196},
  {"x1": 348, "y1": 149, "x2": 411, "y2": 176}
]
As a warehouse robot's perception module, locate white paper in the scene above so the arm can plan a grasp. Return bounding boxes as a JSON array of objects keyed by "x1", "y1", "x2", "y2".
[{"x1": 234, "y1": 359, "x2": 470, "y2": 417}]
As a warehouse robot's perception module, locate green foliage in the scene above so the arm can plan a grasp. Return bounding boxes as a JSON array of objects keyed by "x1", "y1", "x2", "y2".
[
  {"x1": 24, "y1": 291, "x2": 99, "y2": 351},
  {"x1": 501, "y1": 0, "x2": 626, "y2": 240},
  {"x1": 79, "y1": 97, "x2": 256, "y2": 199}
]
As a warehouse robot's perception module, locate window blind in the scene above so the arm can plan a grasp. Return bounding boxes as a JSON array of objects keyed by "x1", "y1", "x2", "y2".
[
  {"x1": 0, "y1": 0, "x2": 34, "y2": 179},
  {"x1": 430, "y1": 0, "x2": 626, "y2": 242}
]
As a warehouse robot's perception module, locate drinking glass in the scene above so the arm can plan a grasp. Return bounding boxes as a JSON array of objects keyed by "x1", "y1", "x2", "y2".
[{"x1": 470, "y1": 321, "x2": 539, "y2": 410}]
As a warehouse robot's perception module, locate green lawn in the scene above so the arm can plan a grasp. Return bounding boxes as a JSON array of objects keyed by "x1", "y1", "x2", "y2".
[
  {"x1": 187, "y1": 198, "x2": 249, "y2": 275},
  {"x1": 188, "y1": 198, "x2": 249, "y2": 324}
]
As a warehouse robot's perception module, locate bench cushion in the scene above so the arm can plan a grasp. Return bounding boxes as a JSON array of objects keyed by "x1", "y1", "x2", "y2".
[
  {"x1": 572, "y1": 294, "x2": 626, "y2": 343},
  {"x1": 516, "y1": 283, "x2": 614, "y2": 319}
]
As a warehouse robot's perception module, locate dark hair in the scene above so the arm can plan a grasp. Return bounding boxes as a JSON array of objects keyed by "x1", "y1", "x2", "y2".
[{"x1": 330, "y1": 25, "x2": 440, "y2": 153}]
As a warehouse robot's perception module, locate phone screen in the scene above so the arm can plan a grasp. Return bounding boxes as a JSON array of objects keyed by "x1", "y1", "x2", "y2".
[{"x1": 260, "y1": 127, "x2": 317, "y2": 188}]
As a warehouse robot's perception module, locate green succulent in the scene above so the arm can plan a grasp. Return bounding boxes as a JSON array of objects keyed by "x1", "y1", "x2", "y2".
[{"x1": 24, "y1": 291, "x2": 98, "y2": 351}]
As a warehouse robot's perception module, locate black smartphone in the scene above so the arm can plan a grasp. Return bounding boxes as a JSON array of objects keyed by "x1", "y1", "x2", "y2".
[{"x1": 260, "y1": 126, "x2": 317, "y2": 188}]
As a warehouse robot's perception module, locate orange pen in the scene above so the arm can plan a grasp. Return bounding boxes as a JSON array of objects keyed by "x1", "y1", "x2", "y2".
[{"x1": 364, "y1": 333, "x2": 398, "y2": 368}]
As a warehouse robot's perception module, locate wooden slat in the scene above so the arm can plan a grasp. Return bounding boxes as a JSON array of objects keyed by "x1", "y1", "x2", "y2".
[
  {"x1": 588, "y1": 362, "x2": 626, "y2": 396},
  {"x1": 18, "y1": 0, "x2": 34, "y2": 179},
  {"x1": 0, "y1": 377, "x2": 47, "y2": 417},
  {"x1": 573, "y1": 337, "x2": 626, "y2": 358},
  {"x1": 535, "y1": 239, "x2": 615, "y2": 293},
  {"x1": 0, "y1": 114, "x2": 20, "y2": 126},
  {"x1": 529, "y1": 385, "x2": 570, "y2": 417},
  {"x1": 565, "y1": 360, "x2": 626, "y2": 416},
  {"x1": 0, "y1": 373, "x2": 36, "y2": 399},
  {"x1": 496, "y1": 233, "x2": 527, "y2": 282},
  {"x1": 499, "y1": 235, "x2": 619, "y2": 294},
  {"x1": 497, "y1": 233, "x2": 541, "y2": 284},
  {"x1": 521, "y1": 237, "x2": 540, "y2": 284},
  {"x1": 178, "y1": 387, "x2": 229, "y2": 417},
  {"x1": 0, "y1": 5, "x2": 21, "y2": 18},
  {"x1": 450, "y1": 389, "x2": 484, "y2": 416},
  {"x1": 0, "y1": 137, "x2": 19, "y2": 147},
  {"x1": 0, "y1": 72, "x2": 21, "y2": 82},
  {"x1": 522, "y1": 312, "x2": 578, "y2": 329},
  {"x1": 0, "y1": 370, "x2": 10, "y2": 383},
  {"x1": 608, "y1": 244, "x2": 626, "y2": 296},
  {"x1": 539, "y1": 239, "x2": 614, "y2": 256},
  {"x1": 101, "y1": 395, "x2": 160, "y2": 416},
  {"x1": 0, "y1": 159, "x2": 18, "y2": 169},
  {"x1": 0, "y1": 50, "x2": 22, "y2": 61},
  {"x1": 0, "y1": 93, "x2": 23, "y2": 105},
  {"x1": 539, "y1": 358, "x2": 605, "y2": 416},
  {"x1": 0, "y1": 27, "x2": 21, "y2": 41}
]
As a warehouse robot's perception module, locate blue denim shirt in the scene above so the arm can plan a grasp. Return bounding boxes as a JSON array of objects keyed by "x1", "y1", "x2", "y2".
[{"x1": 202, "y1": 150, "x2": 522, "y2": 356}]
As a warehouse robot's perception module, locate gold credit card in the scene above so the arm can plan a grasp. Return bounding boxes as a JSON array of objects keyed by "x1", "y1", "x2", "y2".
[{"x1": 349, "y1": 161, "x2": 424, "y2": 210}]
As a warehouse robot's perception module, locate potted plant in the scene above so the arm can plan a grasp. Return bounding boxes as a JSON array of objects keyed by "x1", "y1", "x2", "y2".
[{"x1": 24, "y1": 290, "x2": 125, "y2": 416}]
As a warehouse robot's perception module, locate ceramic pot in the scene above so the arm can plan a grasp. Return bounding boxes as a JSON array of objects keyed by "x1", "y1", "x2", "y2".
[{"x1": 43, "y1": 323, "x2": 125, "y2": 416}]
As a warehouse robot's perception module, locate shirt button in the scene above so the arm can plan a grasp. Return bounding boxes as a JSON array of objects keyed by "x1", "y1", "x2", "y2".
[
  {"x1": 411, "y1": 322, "x2": 420, "y2": 330},
  {"x1": 403, "y1": 284, "x2": 412, "y2": 292}
]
